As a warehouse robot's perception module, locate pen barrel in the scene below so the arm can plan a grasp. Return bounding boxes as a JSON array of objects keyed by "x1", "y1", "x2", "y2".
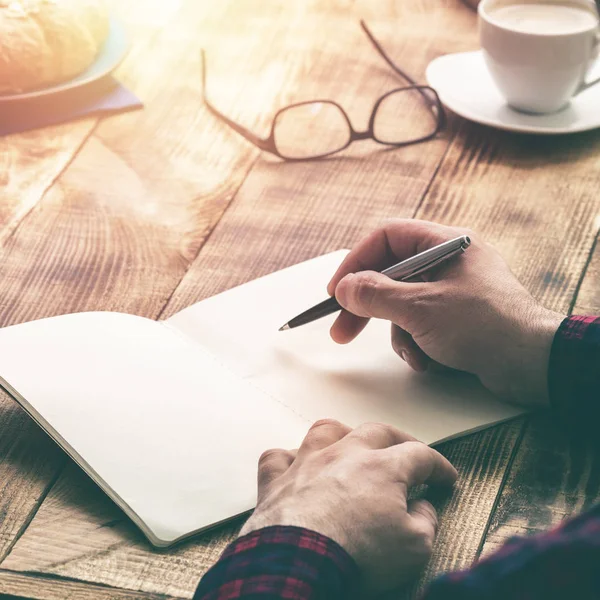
[{"x1": 286, "y1": 296, "x2": 341, "y2": 329}]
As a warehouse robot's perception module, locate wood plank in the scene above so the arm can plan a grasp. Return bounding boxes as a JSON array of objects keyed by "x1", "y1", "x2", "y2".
[
  {"x1": 3, "y1": 464, "x2": 240, "y2": 598},
  {"x1": 418, "y1": 125, "x2": 600, "y2": 314},
  {"x1": 0, "y1": 123, "x2": 96, "y2": 247},
  {"x1": 409, "y1": 419, "x2": 526, "y2": 597},
  {"x1": 480, "y1": 413, "x2": 600, "y2": 559},
  {"x1": 149, "y1": 5, "x2": 600, "y2": 595},
  {"x1": 573, "y1": 232, "x2": 600, "y2": 315},
  {"x1": 0, "y1": 569, "x2": 179, "y2": 600},
  {"x1": 408, "y1": 106, "x2": 600, "y2": 580},
  {"x1": 0, "y1": 389, "x2": 66, "y2": 563},
  {"x1": 480, "y1": 229, "x2": 600, "y2": 559},
  {"x1": 0, "y1": 0, "x2": 315, "y2": 587},
  {"x1": 0, "y1": 0, "x2": 181, "y2": 247},
  {"x1": 0, "y1": 0, "x2": 483, "y2": 596}
]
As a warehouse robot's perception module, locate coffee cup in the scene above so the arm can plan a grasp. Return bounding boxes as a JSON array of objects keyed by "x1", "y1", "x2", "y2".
[{"x1": 478, "y1": 0, "x2": 600, "y2": 113}]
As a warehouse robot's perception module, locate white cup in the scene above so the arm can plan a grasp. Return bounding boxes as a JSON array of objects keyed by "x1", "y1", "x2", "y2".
[{"x1": 479, "y1": 0, "x2": 600, "y2": 113}]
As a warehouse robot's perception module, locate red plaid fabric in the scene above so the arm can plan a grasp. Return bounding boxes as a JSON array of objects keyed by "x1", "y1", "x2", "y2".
[
  {"x1": 194, "y1": 315, "x2": 600, "y2": 600},
  {"x1": 549, "y1": 315, "x2": 600, "y2": 431},
  {"x1": 193, "y1": 526, "x2": 359, "y2": 599}
]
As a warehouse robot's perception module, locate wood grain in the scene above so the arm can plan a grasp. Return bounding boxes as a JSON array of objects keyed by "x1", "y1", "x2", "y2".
[
  {"x1": 480, "y1": 225, "x2": 600, "y2": 559},
  {"x1": 0, "y1": 0, "x2": 275, "y2": 572},
  {"x1": 0, "y1": 569, "x2": 179, "y2": 600},
  {"x1": 480, "y1": 412, "x2": 600, "y2": 559},
  {"x1": 3, "y1": 464, "x2": 241, "y2": 598},
  {"x1": 0, "y1": 122, "x2": 96, "y2": 248},
  {"x1": 573, "y1": 232, "x2": 600, "y2": 315},
  {"x1": 3, "y1": 0, "x2": 599, "y2": 597},
  {"x1": 157, "y1": 13, "x2": 600, "y2": 595},
  {"x1": 0, "y1": 0, "x2": 482, "y2": 596},
  {"x1": 0, "y1": 389, "x2": 66, "y2": 563},
  {"x1": 409, "y1": 419, "x2": 526, "y2": 597},
  {"x1": 419, "y1": 125, "x2": 600, "y2": 314},
  {"x1": 402, "y1": 115, "x2": 600, "y2": 579},
  {"x1": 0, "y1": 0, "x2": 319, "y2": 592}
]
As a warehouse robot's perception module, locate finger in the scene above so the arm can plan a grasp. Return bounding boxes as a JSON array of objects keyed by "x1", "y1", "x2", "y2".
[
  {"x1": 327, "y1": 220, "x2": 464, "y2": 296},
  {"x1": 407, "y1": 499, "x2": 438, "y2": 542},
  {"x1": 383, "y1": 441, "x2": 458, "y2": 487},
  {"x1": 297, "y1": 419, "x2": 352, "y2": 457},
  {"x1": 257, "y1": 448, "x2": 296, "y2": 490},
  {"x1": 335, "y1": 270, "x2": 431, "y2": 330},
  {"x1": 391, "y1": 324, "x2": 431, "y2": 372},
  {"x1": 340, "y1": 422, "x2": 418, "y2": 450},
  {"x1": 330, "y1": 309, "x2": 369, "y2": 344}
]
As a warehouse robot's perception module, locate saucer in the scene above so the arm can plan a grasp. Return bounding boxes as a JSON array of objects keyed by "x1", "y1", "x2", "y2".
[
  {"x1": 0, "y1": 18, "x2": 128, "y2": 105},
  {"x1": 426, "y1": 50, "x2": 600, "y2": 135}
]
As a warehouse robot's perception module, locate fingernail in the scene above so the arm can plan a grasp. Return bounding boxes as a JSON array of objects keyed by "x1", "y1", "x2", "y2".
[
  {"x1": 401, "y1": 350, "x2": 409, "y2": 363},
  {"x1": 335, "y1": 274, "x2": 352, "y2": 308},
  {"x1": 402, "y1": 351, "x2": 415, "y2": 370}
]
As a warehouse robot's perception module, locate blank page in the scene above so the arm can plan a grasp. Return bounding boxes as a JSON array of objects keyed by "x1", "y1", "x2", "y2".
[
  {"x1": 0, "y1": 313, "x2": 309, "y2": 546},
  {"x1": 169, "y1": 251, "x2": 524, "y2": 445}
]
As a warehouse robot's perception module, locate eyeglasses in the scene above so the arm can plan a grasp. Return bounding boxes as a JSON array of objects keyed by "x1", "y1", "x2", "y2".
[{"x1": 201, "y1": 21, "x2": 445, "y2": 161}]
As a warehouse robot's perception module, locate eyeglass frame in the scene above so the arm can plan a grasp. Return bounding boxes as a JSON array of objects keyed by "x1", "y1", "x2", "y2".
[{"x1": 200, "y1": 20, "x2": 446, "y2": 161}]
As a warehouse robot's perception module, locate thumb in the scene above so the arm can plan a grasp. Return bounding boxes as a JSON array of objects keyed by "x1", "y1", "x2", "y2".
[
  {"x1": 335, "y1": 271, "x2": 427, "y2": 327},
  {"x1": 407, "y1": 498, "x2": 438, "y2": 542}
]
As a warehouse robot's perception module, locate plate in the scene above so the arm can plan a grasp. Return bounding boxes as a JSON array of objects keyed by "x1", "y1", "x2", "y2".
[
  {"x1": 0, "y1": 18, "x2": 128, "y2": 104},
  {"x1": 426, "y1": 50, "x2": 600, "y2": 135}
]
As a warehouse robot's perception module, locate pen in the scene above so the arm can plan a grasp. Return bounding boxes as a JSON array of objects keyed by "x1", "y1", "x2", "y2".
[{"x1": 279, "y1": 235, "x2": 471, "y2": 331}]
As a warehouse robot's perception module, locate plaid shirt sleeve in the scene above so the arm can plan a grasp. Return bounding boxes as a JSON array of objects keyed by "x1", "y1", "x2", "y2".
[
  {"x1": 194, "y1": 316, "x2": 600, "y2": 600},
  {"x1": 548, "y1": 315, "x2": 600, "y2": 429},
  {"x1": 193, "y1": 525, "x2": 359, "y2": 600}
]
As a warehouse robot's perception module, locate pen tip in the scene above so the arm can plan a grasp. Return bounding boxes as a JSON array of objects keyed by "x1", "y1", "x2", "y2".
[{"x1": 278, "y1": 323, "x2": 290, "y2": 332}]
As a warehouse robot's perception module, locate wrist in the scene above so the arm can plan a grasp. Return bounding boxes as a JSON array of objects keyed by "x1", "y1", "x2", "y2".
[
  {"x1": 238, "y1": 511, "x2": 348, "y2": 549},
  {"x1": 506, "y1": 307, "x2": 565, "y2": 407},
  {"x1": 240, "y1": 510, "x2": 353, "y2": 556}
]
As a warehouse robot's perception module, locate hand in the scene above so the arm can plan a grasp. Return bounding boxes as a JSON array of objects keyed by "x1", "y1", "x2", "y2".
[
  {"x1": 327, "y1": 219, "x2": 564, "y2": 406},
  {"x1": 239, "y1": 419, "x2": 458, "y2": 595}
]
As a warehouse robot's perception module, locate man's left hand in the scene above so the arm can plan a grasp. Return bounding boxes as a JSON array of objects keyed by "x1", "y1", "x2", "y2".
[{"x1": 239, "y1": 419, "x2": 457, "y2": 595}]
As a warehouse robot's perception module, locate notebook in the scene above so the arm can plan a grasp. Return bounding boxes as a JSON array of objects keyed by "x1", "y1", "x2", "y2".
[{"x1": 0, "y1": 251, "x2": 524, "y2": 547}]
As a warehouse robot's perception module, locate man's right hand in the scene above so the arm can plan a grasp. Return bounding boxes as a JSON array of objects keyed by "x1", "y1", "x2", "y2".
[{"x1": 327, "y1": 219, "x2": 564, "y2": 406}]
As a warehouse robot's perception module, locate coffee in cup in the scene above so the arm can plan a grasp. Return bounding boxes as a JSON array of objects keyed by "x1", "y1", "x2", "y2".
[{"x1": 478, "y1": 0, "x2": 600, "y2": 113}]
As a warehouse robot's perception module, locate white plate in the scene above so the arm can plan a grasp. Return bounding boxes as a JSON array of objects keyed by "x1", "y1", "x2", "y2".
[
  {"x1": 0, "y1": 18, "x2": 128, "y2": 104},
  {"x1": 426, "y1": 50, "x2": 600, "y2": 135}
]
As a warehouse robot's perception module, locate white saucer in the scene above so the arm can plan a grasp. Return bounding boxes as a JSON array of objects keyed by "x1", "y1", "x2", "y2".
[
  {"x1": 0, "y1": 18, "x2": 128, "y2": 104},
  {"x1": 426, "y1": 50, "x2": 600, "y2": 135}
]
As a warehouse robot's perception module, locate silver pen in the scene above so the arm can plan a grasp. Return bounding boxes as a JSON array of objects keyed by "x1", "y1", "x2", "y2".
[{"x1": 279, "y1": 235, "x2": 471, "y2": 331}]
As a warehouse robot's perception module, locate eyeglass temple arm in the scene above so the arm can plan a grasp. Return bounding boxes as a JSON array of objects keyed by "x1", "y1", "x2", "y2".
[
  {"x1": 359, "y1": 20, "x2": 441, "y2": 113},
  {"x1": 200, "y1": 50, "x2": 271, "y2": 151}
]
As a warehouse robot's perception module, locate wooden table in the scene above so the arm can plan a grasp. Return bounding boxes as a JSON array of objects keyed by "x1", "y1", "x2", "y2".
[{"x1": 1, "y1": 0, "x2": 599, "y2": 598}]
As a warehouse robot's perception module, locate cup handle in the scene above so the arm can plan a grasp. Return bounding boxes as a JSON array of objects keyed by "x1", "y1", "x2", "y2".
[{"x1": 576, "y1": 29, "x2": 600, "y2": 95}]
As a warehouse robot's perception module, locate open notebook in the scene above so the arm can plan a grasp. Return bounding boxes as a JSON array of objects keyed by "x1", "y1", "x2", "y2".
[{"x1": 0, "y1": 251, "x2": 524, "y2": 547}]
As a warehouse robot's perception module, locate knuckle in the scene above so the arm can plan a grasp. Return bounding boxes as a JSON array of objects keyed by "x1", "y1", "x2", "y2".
[
  {"x1": 413, "y1": 530, "x2": 434, "y2": 558},
  {"x1": 309, "y1": 418, "x2": 343, "y2": 431},
  {"x1": 258, "y1": 448, "x2": 283, "y2": 465},
  {"x1": 362, "y1": 421, "x2": 393, "y2": 436},
  {"x1": 402, "y1": 440, "x2": 429, "y2": 454},
  {"x1": 356, "y1": 421, "x2": 396, "y2": 445}
]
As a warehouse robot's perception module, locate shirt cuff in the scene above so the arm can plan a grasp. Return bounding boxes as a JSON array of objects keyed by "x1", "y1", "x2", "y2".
[
  {"x1": 548, "y1": 315, "x2": 600, "y2": 429},
  {"x1": 193, "y1": 525, "x2": 360, "y2": 600}
]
